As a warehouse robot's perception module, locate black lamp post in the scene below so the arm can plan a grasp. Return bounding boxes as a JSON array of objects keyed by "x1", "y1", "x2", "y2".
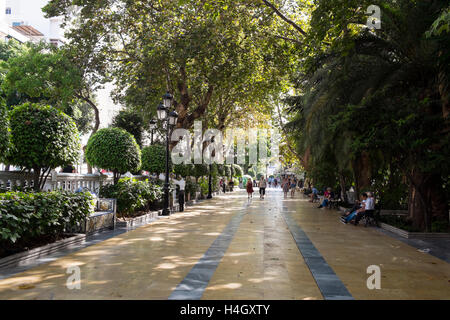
[
  {"x1": 207, "y1": 137, "x2": 215, "y2": 199},
  {"x1": 155, "y1": 92, "x2": 178, "y2": 216},
  {"x1": 149, "y1": 119, "x2": 157, "y2": 144}
]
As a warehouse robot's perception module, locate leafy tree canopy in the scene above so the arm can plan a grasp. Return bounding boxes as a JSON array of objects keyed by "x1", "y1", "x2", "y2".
[
  {"x1": 8, "y1": 103, "x2": 81, "y2": 190},
  {"x1": 141, "y1": 144, "x2": 172, "y2": 175},
  {"x1": 86, "y1": 127, "x2": 141, "y2": 183}
]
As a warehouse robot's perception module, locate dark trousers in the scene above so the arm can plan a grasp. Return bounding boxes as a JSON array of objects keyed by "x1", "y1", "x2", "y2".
[
  {"x1": 355, "y1": 210, "x2": 375, "y2": 224},
  {"x1": 178, "y1": 191, "x2": 185, "y2": 212},
  {"x1": 259, "y1": 188, "x2": 266, "y2": 195}
]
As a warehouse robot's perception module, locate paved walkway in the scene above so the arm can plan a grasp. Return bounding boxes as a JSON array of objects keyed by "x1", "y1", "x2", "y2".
[{"x1": 0, "y1": 189, "x2": 448, "y2": 300}]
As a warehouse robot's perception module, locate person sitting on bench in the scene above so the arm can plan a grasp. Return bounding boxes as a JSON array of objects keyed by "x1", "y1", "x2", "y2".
[
  {"x1": 355, "y1": 192, "x2": 375, "y2": 225},
  {"x1": 341, "y1": 193, "x2": 367, "y2": 224},
  {"x1": 309, "y1": 186, "x2": 319, "y2": 202},
  {"x1": 318, "y1": 187, "x2": 333, "y2": 208}
]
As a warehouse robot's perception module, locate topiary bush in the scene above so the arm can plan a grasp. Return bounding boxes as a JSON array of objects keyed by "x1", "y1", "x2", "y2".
[
  {"x1": 86, "y1": 127, "x2": 141, "y2": 184},
  {"x1": 224, "y1": 165, "x2": 231, "y2": 178},
  {"x1": 8, "y1": 103, "x2": 81, "y2": 191},
  {"x1": 217, "y1": 164, "x2": 225, "y2": 176},
  {"x1": 0, "y1": 191, "x2": 93, "y2": 253},
  {"x1": 232, "y1": 164, "x2": 243, "y2": 177},
  {"x1": 0, "y1": 103, "x2": 9, "y2": 162},
  {"x1": 247, "y1": 167, "x2": 256, "y2": 178},
  {"x1": 141, "y1": 144, "x2": 172, "y2": 176},
  {"x1": 193, "y1": 164, "x2": 208, "y2": 181},
  {"x1": 198, "y1": 177, "x2": 209, "y2": 197},
  {"x1": 173, "y1": 163, "x2": 193, "y2": 178},
  {"x1": 185, "y1": 179, "x2": 199, "y2": 199},
  {"x1": 99, "y1": 178, "x2": 163, "y2": 217}
]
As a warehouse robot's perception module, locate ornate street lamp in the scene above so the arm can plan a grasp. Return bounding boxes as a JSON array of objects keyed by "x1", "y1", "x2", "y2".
[
  {"x1": 153, "y1": 92, "x2": 178, "y2": 216},
  {"x1": 149, "y1": 119, "x2": 157, "y2": 144},
  {"x1": 207, "y1": 137, "x2": 215, "y2": 199}
]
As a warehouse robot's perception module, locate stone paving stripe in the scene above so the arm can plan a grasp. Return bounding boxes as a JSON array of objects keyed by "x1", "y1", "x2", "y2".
[
  {"x1": 282, "y1": 211, "x2": 354, "y2": 300},
  {"x1": 168, "y1": 203, "x2": 249, "y2": 300}
]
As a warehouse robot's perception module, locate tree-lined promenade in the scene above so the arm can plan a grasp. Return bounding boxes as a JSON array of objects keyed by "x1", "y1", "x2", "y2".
[{"x1": 0, "y1": 0, "x2": 449, "y2": 302}]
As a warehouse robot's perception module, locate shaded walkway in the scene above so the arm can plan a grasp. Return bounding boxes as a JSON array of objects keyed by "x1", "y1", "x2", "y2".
[{"x1": 0, "y1": 189, "x2": 448, "y2": 300}]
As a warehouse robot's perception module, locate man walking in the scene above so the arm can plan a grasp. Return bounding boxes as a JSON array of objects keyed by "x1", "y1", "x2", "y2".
[
  {"x1": 259, "y1": 176, "x2": 267, "y2": 200},
  {"x1": 176, "y1": 177, "x2": 186, "y2": 212}
]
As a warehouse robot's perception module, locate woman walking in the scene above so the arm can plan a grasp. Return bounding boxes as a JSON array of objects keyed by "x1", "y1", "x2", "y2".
[
  {"x1": 290, "y1": 179, "x2": 297, "y2": 197},
  {"x1": 282, "y1": 178, "x2": 290, "y2": 198},
  {"x1": 246, "y1": 178, "x2": 254, "y2": 199}
]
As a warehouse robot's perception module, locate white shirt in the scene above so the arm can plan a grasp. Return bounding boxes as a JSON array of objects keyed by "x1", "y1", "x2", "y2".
[
  {"x1": 175, "y1": 179, "x2": 185, "y2": 191},
  {"x1": 365, "y1": 197, "x2": 375, "y2": 210}
]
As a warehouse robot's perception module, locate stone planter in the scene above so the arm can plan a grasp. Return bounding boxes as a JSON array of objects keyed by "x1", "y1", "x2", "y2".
[
  {"x1": 0, "y1": 234, "x2": 86, "y2": 270},
  {"x1": 115, "y1": 211, "x2": 161, "y2": 229},
  {"x1": 380, "y1": 223, "x2": 450, "y2": 239}
]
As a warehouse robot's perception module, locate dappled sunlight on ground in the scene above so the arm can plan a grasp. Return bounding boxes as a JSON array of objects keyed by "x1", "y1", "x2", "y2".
[{"x1": 0, "y1": 189, "x2": 448, "y2": 300}]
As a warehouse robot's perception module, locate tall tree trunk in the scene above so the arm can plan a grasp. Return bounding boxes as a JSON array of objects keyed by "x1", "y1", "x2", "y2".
[
  {"x1": 77, "y1": 94, "x2": 100, "y2": 174},
  {"x1": 33, "y1": 166, "x2": 41, "y2": 192},
  {"x1": 352, "y1": 152, "x2": 371, "y2": 196},
  {"x1": 339, "y1": 173, "x2": 348, "y2": 202},
  {"x1": 407, "y1": 170, "x2": 448, "y2": 232}
]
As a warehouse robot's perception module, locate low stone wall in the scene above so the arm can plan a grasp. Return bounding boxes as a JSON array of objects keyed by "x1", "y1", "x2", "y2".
[
  {"x1": 83, "y1": 211, "x2": 116, "y2": 234},
  {"x1": 116, "y1": 211, "x2": 161, "y2": 229},
  {"x1": 0, "y1": 234, "x2": 86, "y2": 270},
  {"x1": 338, "y1": 207, "x2": 408, "y2": 216},
  {"x1": 380, "y1": 223, "x2": 450, "y2": 239}
]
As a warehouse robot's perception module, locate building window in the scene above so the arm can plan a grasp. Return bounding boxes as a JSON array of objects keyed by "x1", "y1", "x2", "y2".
[{"x1": 6, "y1": 8, "x2": 11, "y2": 14}]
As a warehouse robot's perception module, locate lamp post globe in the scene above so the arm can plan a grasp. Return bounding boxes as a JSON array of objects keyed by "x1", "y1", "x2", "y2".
[
  {"x1": 157, "y1": 103, "x2": 167, "y2": 120},
  {"x1": 168, "y1": 110, "x2": 178, "y2": 126},
  {"x1": 163, "y1": 92, "x2": 173, "y2": 109}
]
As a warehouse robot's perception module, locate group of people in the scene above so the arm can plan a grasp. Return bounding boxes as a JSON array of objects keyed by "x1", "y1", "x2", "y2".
[
  {"x1": 219, "y1": 178, "x2": 235, "y2": 193},
  {"x1": 281, "y1": 176, "x2": 298, "y2": 199},
  {"x1": 246, "y1": 176, "x2": 267, "y2": 200},
  {"x1": 340, "y1": 192, "x2": 375, "y2": 225}
]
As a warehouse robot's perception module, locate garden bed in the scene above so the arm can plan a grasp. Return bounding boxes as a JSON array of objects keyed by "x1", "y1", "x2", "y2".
[{"x1": 0, "y1": 233, "x2": 85, "y2": 269}]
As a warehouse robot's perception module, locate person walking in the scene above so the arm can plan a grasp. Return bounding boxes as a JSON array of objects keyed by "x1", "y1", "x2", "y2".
[
  {"x1": 282, "y1": 178, "x2": 290, "y2": 198},
  {"x1": 176, "y1": 177, "x2": 186, "y2": 212},
  {"x1": 246, "y1": 178, "x2": 254, "y2": 199},
  {"x1": 290, "y1": 179, "x2": 297, "y2": 197},
  {"x1": 259, "y1": 176, "x2": 267, "y2": 200}
]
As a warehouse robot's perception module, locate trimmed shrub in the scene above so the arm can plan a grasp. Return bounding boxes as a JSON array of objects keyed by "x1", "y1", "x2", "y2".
[
  {"x1": 0, "y1": 103, "x2": 8, "y2": 162},
  {"x1": 217, "y1": 164, "x2": 225, "y2": 176},
  {"x1": 193, "y1": 164, "x2": 208, "y2": 181},
  {"x1": 141, "y1": 144, "x2": 172, "y2": 176},
  {"x1": 86, "y1": 127, "x2": 141, "y2": 184},
  {"x1": 198, "y1": 177, "x2": 209, "y2": 196},
  {"x1": 8, "y1": 103, "x2": 81, "y2": 190},
  {"x1": 173, "y1": 163, "x2": 193, "y2": 178},
  {"x1": 224, "y1": 165, "x2": 231, "y2": 178},
  {"x1": 232, "y1": 164, "x2": 243, "y2": 177},
  {"x1": 185, "y1": 180, "x2": 199, "y2": 199},
  {"x1": 247, "y1": 167, "x2": 256, "y2": 178},
  {"x1": 0, "y1": 191, "x2": 93, "y2": 245},
  {"x1": 99, "y1": 178, "x2": 163, "y2": 217}
]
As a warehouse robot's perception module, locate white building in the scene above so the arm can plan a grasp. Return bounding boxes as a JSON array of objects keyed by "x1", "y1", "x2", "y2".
[
  {"x1": 1, "y1": 0, "x2": 123, "y2": 173},
  {"x1": 1, "y1": 0, "x2": 64, "y2": 45}
]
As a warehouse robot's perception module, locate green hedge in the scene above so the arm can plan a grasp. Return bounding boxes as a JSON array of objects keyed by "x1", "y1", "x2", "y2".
[
  {"x1": 0, "y1": 191, "x2": 93, "y2": 244},
  {"x1": 99, "y1": 178, "x2": 163, "y2": 217}
]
